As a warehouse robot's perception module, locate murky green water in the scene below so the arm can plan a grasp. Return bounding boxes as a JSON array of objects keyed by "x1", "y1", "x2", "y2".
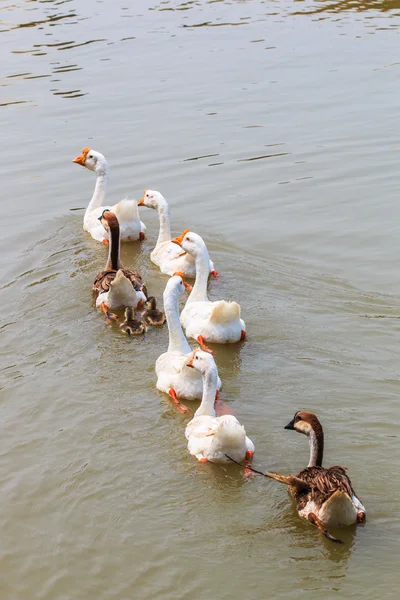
[{"x1": 1, "y1": 0, "x2": 400, "y2": 598}]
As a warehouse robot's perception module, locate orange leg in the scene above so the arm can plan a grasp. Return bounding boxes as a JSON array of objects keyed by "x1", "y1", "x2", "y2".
[
  {"x1": 210, "y1": 270, "x2": 219, "y2": 278},
  {"x1": 240, "y1": 330, "x2": 246, "y2": 341},
  {"x1": 139, "y1": 231, "x2": 145, "y2": 241},
  {"x1": 102, "y1": 238, "x2": 109, "y2": 246},
  {"x1": 168, "y1": 388, "x2": 190, "y2": 415},
  {"x1": 308, "y1": 513, "x2": 343, "y2": 544},
  {"x1": 197, "y1": 335, "x2": 215, "y2": 355},
  {"x1": 99, "y1": 302, "x2": 119, "y2": 324},
  {"x1": 244, "y1": 449, "x2": 255, "y2": 478}
]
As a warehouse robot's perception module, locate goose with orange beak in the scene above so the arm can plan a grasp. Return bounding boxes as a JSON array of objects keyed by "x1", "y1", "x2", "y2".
[
  {"x1": 155, "y1": 273, "x2": 221, "y2": 413},
  {"x1": 72, "y1": 147, "x2": 146, "y2": 243},
  {"x1": 185, "y1": 350, "x2": 254, "y2": 464},
  {"x1": 171, "y1": 231, "x2": 246, "y2": 349},
  {"x1": 138, "y1": 190, "x2": 217, "y2": 278}
]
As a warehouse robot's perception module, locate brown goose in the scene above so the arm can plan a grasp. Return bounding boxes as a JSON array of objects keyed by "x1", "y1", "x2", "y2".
[
  {"x1": 142, "y1": 296, "x2": 166, "y2": 327},
  {"x1": 267, "y1": 412, "x2": 366, "y2": 543},
  {"x1": 93, "y1": 210, "x2": 147, "y2": 323}
]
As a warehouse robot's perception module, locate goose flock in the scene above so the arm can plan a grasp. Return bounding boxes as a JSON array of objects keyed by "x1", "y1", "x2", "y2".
[{"x1": 73, "y1": 147, "x2": 367, "y2": 545}]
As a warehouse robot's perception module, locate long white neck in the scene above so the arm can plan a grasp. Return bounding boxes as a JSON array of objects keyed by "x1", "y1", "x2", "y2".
[
  {"x1": 84, "y1": 162, "x2": 109, "y2": 223},
  {"x1": 187, "y1": 245, "x2": 210, "y2": 303},
  {"x1": 164, "y1": 287, "x2": 191, "y2": 354},
  {"x1": 154, "y1": 198, "x2": 172, "y2": 246},
  {"x1": 195, "y1": 367, "x2": 218, "y2": 417}
]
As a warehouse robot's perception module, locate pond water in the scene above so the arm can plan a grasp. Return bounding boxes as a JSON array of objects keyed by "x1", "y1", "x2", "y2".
[{"x1": 1, "y1": 0, "x2": 399, "y2": 598}]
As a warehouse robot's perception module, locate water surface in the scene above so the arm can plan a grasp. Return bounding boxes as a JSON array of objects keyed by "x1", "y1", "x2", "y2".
[{"x1": 1, "y1": 0, "x2": 400, "y2": 598}]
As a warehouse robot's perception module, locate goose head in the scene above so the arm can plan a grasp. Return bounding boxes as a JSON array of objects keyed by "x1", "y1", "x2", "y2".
[
  {"x1": 285, "y1": 411, "x2": 323, "y2": 437},
  {"x1": 164, "y1": 272, "x2": 192, "y2": 300},
  {"x1": 187, "y1": 349, "x2": 217, "y2": 375},
  {"x1": 171, "y1": 230, "x2": 205, "y2": 258},
  {"x1": 98, "y1": 209, "x2": 119, "y2": 232},
  {"x1": 138, "y1": 189, "x2": 166, "y2": 209},
  {"x1": 73, "y1": 147, "x2": 108, "y2": 175}
]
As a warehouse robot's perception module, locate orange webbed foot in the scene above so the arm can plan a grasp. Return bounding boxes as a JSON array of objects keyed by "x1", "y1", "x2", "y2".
[
  {"x1": 210, "y1": 270, "x2": 219, "y2": 278},
  {"x1": 199, "y1": 457, "x2": 208, "y2": 463},
  {"x1": 197, "y1": 335, "x2": 215, "y2": 355},
  {"x1": 139, "y1": 231, "x2": 145, "y2": 241},
  {"x1": 244, "y1": 449, "x2": 255, "y2": 478},
  {"x1": 102, "y1": 238, "x2": 109, "y2": 246},
  {"x1": 168, "y1": 388, "x2": 190, "y2": 415},
  {"x1": 240, "y1": 330, "x2": 246, "y2": 341}
]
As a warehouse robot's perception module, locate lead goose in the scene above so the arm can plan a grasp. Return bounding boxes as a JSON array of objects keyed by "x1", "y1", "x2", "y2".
[
  {"x1": 156, "y1": 274, "x2": 221, "y2": 413},
  {"x1": 266, "y1": 412, "x2": 366, "y2": 543},
  {"x1": 171, "y1": 231, "x2": 246, "y2": 349},
  {"x1": 138, "y1": 190, "x2": 217, "y2": 278},
  {"x1": 185, "y1": 350, "x2": 254, "y2": 464},
  {"x1": 93, "y1": 210, "x2": 147, "y2": 322},
  {"x1": 73, "y1": 147, "x2": 146, "y2": 243}
]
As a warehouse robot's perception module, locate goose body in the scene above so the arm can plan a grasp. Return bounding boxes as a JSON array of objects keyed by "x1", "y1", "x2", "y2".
[
  {"x1": 266, "y1": 412, "x2": 366, "y2": 542},
  {"x1": 73, "y1": 148, "x2": 146, "y2": 243},
  {"x1": 138, "y1": 190, "x2": 216, "y2": 277},
  {"x1": 155, "y1": 275, "x2": 221, "y2": 404},
  {"x1": 185, "y1": 351, "x2": 254, "y2": 463},
  {"x1": 93, "y1": 211, "x2": 147, "y2": 320},
  {"x1": 171, "y1": 231, "x2": 246, "y2": 346}
]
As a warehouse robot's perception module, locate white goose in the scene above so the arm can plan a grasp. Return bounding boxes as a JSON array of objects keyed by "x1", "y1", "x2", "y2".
[
  {"x1": 73, "y1": 147, "x2": 146, "y2": 243},
  {"x1": 156, "y1": 274, "x2": 221, "y2": 412},
  {"x1": 138, "y1": 190, "x2": 217, "y2": 278},
  {"x1": 185, "y1": 350, "x2": 254, "y2": 464},
  {"x1": 171, "y1": 231, "x2": 246, "y2": 349}
]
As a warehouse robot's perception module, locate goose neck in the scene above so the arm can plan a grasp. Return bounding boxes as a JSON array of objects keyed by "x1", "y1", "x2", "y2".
[
  {"x1": 195, "y1": 368, "x2": 218, "y2": 417},
  {"x1": 85, "y1": 165, "x2": 109, "y2": 222},
  {"x1": 164, "y1": 288, "x2": 191, "y2": 354},
  {"x1": 187, "y1": 246, "x2": 210, "y2": 303},
  {"x1": 155, "y1": 200, "x2": 172, "y2": 246},
  {"x1": 105, "y1": 222, "x2": 122, "y2": 271},
  {"x1": 307, "y1": 428, "x2": 324, "y2": 468}
]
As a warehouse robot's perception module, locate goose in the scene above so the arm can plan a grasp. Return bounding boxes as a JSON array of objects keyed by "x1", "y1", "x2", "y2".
[
  {"x1": 266, "y1": 411, "x2": 366, "y2": 543},
  {"x1": 73, "y1": 147, "x2": 146, "y2": 243},
  {"x1": 142, "y1": 297, "x2": 166, "y2": 327},
  {"x1": 171, "y1": 231, "x2": 246, "y2": 349},
  {"x1": 93, "y1": 210, "x2": 147, "y2": 322},
  {"x1": 155, "y1": 273, "x2": 221, "y2": 413},
  {"x1": 120, "y1": 307, "x2": 147, "y2": 336},
  {"x1": 138, "y1": 190, "x2": 217, "y2": 278},
  {"x1": 185, "y1": 350, "x2": 254, "y2": 464}
]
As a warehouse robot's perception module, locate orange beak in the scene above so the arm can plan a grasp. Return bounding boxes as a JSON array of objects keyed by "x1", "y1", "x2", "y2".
[
  {"x1": 73, "y1": 154, "x2": 85, "y2": 165},
  {"x1": 171, "y1": 229, "x2": 190, "y2": 247},
  {"x1": 186, "y1": 353, "x2": 196, "y2": 368},
  {"x1": 138, "y1": 198, "x2": 144, "y2": 206},
  {"x1": 73, "y1": 147, "x2": 90, "y2": 166}
]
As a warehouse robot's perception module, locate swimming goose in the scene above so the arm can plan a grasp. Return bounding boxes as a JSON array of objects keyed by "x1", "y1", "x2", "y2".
[
  {"x1": 93, "y1": 210, "x2": 147, "y2": 322},
  {"x1": 138, "y1": 190, "x2": 217, "y2": 278},
  {"x1": 120, "y1": 307, "x2": 147, "y2": 336},
  {"x1": 142, "y1": 296, "x2": 166, "y2": 327},
  {"x1": 267, "y1": 412, "x2": 366, "y2": 543},
  {"x1": 73, "y1": 147, "x2": 146, "y2": 243},
  {"x1": 155, "y1": 273, "x2": 221, "y2": 413},
  {"x1": 171, "y1": 231, "x2": 246, "y2": 349},
  {"x1": 185, "y1": 350, "x2": 254, "y2": 464}
]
